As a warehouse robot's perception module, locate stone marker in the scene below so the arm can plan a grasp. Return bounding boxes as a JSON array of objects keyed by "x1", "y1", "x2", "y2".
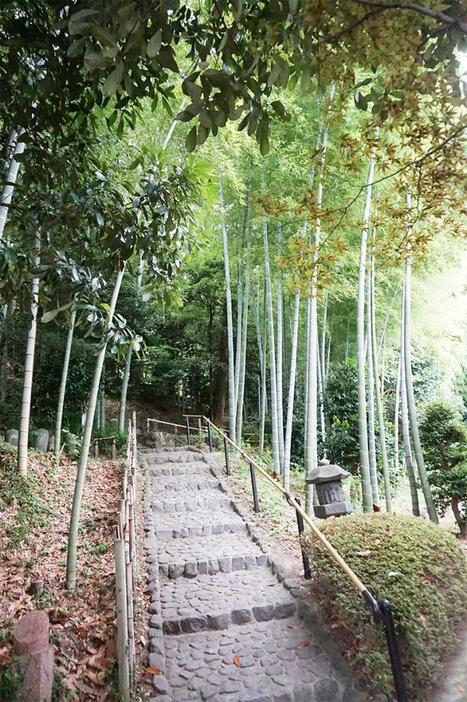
[
  {"x1": 6, "y1": 429, "x2": 18, "y2": 446},
  {"x1": 13, "y1": 610, "x2": 53, "y2": 702},
  {"x1": 35, "y1": 429, "x2": 50, "y2": 452}
]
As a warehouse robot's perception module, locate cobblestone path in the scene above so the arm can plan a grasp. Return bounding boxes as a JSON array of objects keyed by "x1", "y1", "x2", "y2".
[{"x1": 143, "y1": 447, "x2": 364, "y2": 702}]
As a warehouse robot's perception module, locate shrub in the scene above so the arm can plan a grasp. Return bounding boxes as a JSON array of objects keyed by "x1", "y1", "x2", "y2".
[
  {"x1": 419, "y1": 400, "x2": 467, "y2": 536},
  {"x1": 303, "y1": 513, "x2": 467, "y2": 700}
]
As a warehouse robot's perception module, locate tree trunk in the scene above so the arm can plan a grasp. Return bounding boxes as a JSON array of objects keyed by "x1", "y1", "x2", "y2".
[
  {"x1": 393, "y1": 356, "x2": 401, "y2": 475},
  {"x1": 234, "y1": 272, "x2": 243, "y2": 434},
  {"x1": 119, "y1": 259, "x2": 145, "y2": 433},
  {"x1": 320, "y1": 295, "x2": 328, "y2": 393},
  {"x1": 236, "y1": 267, "x2": 250, "y2": 445},
  {"x1": 55, "y1": 308, "x2": 77, "y2": 464},
  {"x1": 0, "y1": 301, "x2": 13, "y2": 404},
  {"x1": 366, "y1": 267, "x2": 380, "y2": 508},
  {"x1": 276, "y1": 225, "x2": 285, "y2": 471},
  {"x1": 263, "y1": 220, "x2": 280, "y2": 472},
  {"x1": 17, "y1": 232, "x2": 41, "y2": 477},
  {"x1": 317, "y1": 338, "x2": 326, "y2": 450},
  {"x1": 303, "y1": 297, "x2": 311, "y2": 464},
  {"x1": 118, "y1": 346, "x2": 133, "y2": 433},
  {"x1": 212, "y1": 317, "x2": 227, "y2": 425},
  {"x1": 66, "y1": 267, "x2": 125, "y2": 590},
  {"x1": 0, "y1": 129, "x2": 25, "y2": 241},
  {"x1": 451, "y1": 497, "x2": 466, "y2": 536},
  {"x1": 403, "y1": 254, "x2": 438, "y2": 522},
  {"x1": 283, "y1": 292, "x2": 300, "y2": 491},
  {"x1": 370, "y1": 252, "x2": 391, "y2": 510},
  {"x1": 357, "y1": 143, "x2": 376, "y2": 513},
  {"x1": 400, "y1": 316, "x2": 420, "y2": 517},
  {"x1": 254, "y1": 281, "x2": 267, "y2": 454},
  {"x1": 219, "y1": 175, "x2": 236, "y2": 442}
]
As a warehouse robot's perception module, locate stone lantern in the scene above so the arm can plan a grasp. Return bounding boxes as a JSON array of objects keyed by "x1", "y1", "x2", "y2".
[{"x1": 306, "y1": 458, "x2": 353, "y2": 519}]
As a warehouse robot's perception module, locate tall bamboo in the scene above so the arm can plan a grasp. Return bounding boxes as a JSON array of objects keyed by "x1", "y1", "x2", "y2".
[
  {"x1": 219, "y1": 175, "x2": 236, "y2": 441},
  {"x1": 400, "y1": 295, "x2": 420, "y2": 516},
  {"x1": 366, "y1": 265, "x2": 380, "y2": 507},
  {"x1": 66, "y1": 267, "x2": 126, "y2": 589},
  {"x1": 17, "y1": 231, "x2": 41, "y2": 477},
  {"x1": 55, "y1": 308, "x2": 77, "y2": 464},
  {"x1": 305, "y1": 96, "x2": 332, "y2": 515},
  {"x1": 357, "y1": 137, "x2": 377, "y2": 512},
  {"x1": 275, "y1": 225, "x2": 285, "y2": 470},
  {"x1": 0, "y1": 129, "x2": 25, "y2": 241},
  {"x1": 370, "y1": 252, "x2": 391, "y2": 510},
  {"x1": 403, "y1": 238, "x2": 437, "y2": 522},
  {"x1": 283, "y1": 292, "x2": 300, "y2": 491},
  {"x1": 263, "y1": 220, "x2": 281, "y2": 473}
]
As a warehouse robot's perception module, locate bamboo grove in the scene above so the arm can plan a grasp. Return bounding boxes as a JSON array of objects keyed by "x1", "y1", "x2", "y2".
[{"x1": 0, "y1": 1, "x2": 466, "y2": 591}]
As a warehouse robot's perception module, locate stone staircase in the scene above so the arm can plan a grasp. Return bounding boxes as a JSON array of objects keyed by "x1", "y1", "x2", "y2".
[{"x1": 142, "y1": 447, "x2": 364, "y2": 702}]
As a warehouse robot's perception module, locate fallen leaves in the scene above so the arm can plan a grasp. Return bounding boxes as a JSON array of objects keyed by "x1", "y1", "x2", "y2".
[
  {"x1": 146, "y1": 666, "x2": 161, "y2": 675},
  {"x1": 298, "y1": 640, "x2": 310, "y2": 649},
  {"x1": 233, "y1": 655, "x2": 241, "y2": 667},
  {"x1": 356, "y1": 549, "x2": 372, "y2": 557},
  {"x1": 0, "y1": 452, "x2": 124, "y2": 701}
]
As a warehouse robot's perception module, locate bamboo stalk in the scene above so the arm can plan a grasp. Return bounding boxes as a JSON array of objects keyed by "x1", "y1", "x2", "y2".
[{"x1": 114, "y1": 536, "x2": 130, "y2": 702}]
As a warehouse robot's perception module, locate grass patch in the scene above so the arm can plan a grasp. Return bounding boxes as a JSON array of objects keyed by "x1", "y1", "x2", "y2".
[{"x1": 0, "y1": 443, "x2": 50, "y2": 547}]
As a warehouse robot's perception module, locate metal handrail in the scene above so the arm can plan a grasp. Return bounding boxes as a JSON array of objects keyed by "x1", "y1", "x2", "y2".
[{"x1": 182, "y1": 413, "x2": 408, "y2": 702}]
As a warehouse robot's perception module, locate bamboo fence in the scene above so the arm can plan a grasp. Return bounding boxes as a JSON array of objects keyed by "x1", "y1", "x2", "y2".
[{"x1": 114, "y1": 411, "x2": 137, "y2": 702}]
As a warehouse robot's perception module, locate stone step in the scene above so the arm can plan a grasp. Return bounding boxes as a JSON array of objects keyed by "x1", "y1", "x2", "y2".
[
  {"x1": 160, "y1": 567, "x2": 296, "y2": 635},
  {"x1": 149, "y1": 462, "x2": 213, "y2": 478},
  {"x1": 150, "y1": 475, "x2": 220, "y2": 493},
  {"x1": 158, "y1": 532, "x2": 266, "y2": 579},
  {"x1": 160, "y1": 618, "x2": 342, "y2": 702},
  {"x1": 146, "y1": 451, "x2": 205, "y2": 465},
  {"x1": 152, "y1": 490, "x2": 232, "y2": 514},
  {"x1": 154, "y1": 506, "x2": 246, "y2": 539}
]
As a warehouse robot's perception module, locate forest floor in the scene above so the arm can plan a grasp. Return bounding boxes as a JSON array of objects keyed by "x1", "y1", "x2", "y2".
[{"x1": 0, "y1": 444, "x2": 123, "y2": 701}]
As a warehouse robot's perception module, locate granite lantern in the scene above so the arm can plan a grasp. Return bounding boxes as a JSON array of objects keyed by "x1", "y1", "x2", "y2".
[{"x1": 306, "y1": 458, "x2": 353, "y2": 519}]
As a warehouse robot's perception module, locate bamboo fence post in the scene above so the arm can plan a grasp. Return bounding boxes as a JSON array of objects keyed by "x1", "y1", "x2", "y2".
[{"x1": 114, "y1": 535, "x2": 130, "y2": 702}]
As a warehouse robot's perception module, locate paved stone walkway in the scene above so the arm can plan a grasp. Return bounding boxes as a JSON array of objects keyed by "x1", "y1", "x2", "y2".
[{"x1": 143, "y1": 447, "x2": 365, "y2": 702}]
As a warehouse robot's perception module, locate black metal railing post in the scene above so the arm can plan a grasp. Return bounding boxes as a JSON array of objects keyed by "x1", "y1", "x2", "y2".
[
  {"x1": 294, "y1": 496, "x2": 312, "y2": 580},
  {"x1": 380, "y1": 600, "x2": 408, "y2": 702},
  {"x1": 185, "y1": 417, "x2": 191, "y2": 446},
  {"x1": 207, "y1": 421, "x2": 213, "y2": 452},
  {"x1": 249, "y1": 462, "x2": 260, "y2": 512},
  {"x1": 223, "y1": 436, "x2": 230, "y2": 475}
]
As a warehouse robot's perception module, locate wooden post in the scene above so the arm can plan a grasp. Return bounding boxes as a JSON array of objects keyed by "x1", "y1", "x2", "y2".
[
  {"x1": 111, "y1": 437, "x2": 116, "y2": 460},
  {"x1": 185, "y1": 417, "x2": 191, "y2": 446},
  {"x1": 250, "y1": 462, "x2": 260, "y2": 513},
  {"x1": 223, "y1": 436, "x2": 230, "y2": 475},
  {"x1": 114, "y1": 536, "x2": 130, "y2": 702},
  {"x1": 207, "y1": 422, "x2": 213, "y2": 452},
  {"x1": 93, "y1": 440, "x2": 99, "y2": 459}
]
